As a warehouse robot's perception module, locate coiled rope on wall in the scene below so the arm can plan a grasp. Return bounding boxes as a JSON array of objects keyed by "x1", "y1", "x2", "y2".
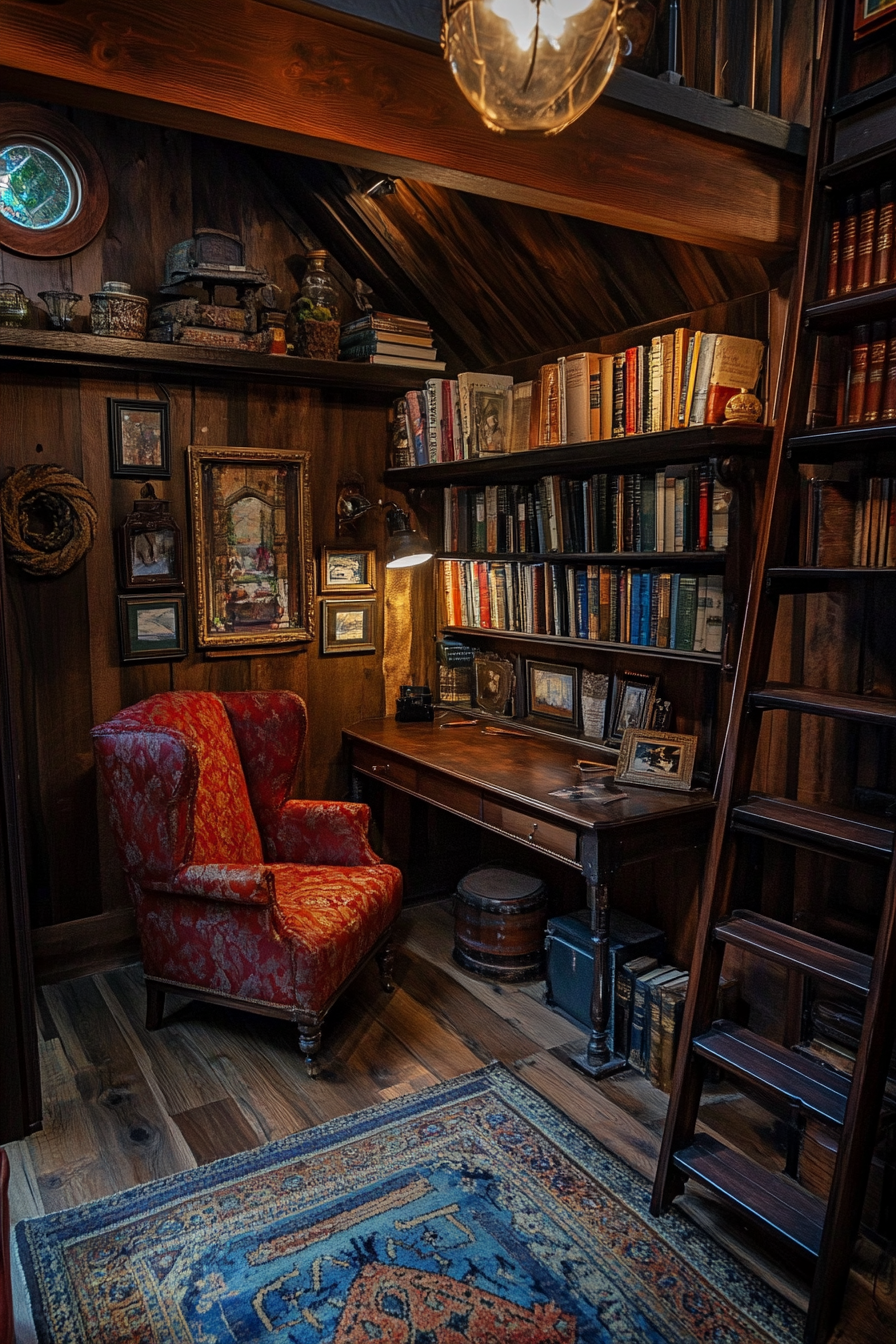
[{"x1": 0, "y1": 464, "x2": 98, "y2": 577}]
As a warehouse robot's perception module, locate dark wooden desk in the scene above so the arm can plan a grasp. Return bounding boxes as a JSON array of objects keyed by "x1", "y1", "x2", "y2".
[{"x1": 344, "y1": 716, "x2": 715, "y2": 1077}]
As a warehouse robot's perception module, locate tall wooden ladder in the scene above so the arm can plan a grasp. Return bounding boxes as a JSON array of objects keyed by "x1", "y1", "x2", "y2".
[{"x1": 651, "y1": 4, "x2": 896, "y2": 1342}]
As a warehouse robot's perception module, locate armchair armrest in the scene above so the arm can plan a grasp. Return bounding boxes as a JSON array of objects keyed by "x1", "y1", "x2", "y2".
[
  {"x1": 145, "y1": 863, "x2": 273, "y2": 906},
  {"x1": 267, "y1": 800, "x2": 380, "y2": 866}
]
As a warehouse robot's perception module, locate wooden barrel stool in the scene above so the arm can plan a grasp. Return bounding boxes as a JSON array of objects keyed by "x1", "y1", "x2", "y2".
[{"x1": 453, "y1": 865, "x2": 547, "y2": 982}]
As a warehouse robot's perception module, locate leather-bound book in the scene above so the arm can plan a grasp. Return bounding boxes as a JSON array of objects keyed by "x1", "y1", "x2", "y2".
[
  {"x1": 612, "y1": 352, "x2": 626, "y2": 438},
  {"x1": 856, "y1": 188, "x2": 878, "y2": 291},
  {"x1": 826, "y1": 208, "x2": 841, "y2": 299},
  {"x1": 863, "y1": 320, "x2": 889, "y2": 422},
  {"x1": 814, "y1": 480, "x2": 857, "y2": 566},
  {"x1": 528, "y1": 372, "x2": 543, "y2": 450},
  {"x1": 875, "y1": 181, "x2": 895, "y2": 286},
  {"x1": 881, "y1": 319, "x2": 896, "y2": 422},
  {"x1": 838, "y1": 194, "x2": 859, "y2": 294},
  {"x1": 847, "y1": 324, "x2": 871, "y2": 424}
]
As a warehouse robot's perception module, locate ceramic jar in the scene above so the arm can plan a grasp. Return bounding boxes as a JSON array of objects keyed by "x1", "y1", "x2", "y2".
[
  {"x1": 90, "y1": 281, "x2": 149, "y2": 340},
  {"x1": 0, "y1": 283, "x2": 30, "y2": 328}
]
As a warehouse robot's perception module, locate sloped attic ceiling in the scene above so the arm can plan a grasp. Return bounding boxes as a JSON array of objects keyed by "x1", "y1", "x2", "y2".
[{"x1": 246, "y1": 147, "x2": 771, "y2": 374}]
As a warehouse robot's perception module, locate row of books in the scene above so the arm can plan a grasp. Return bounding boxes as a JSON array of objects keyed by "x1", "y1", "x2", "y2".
[
  {"x1": 616, "y1": 959, "x2": 736, "y2": 1092},
  {"x1": 800, "y1": 475, "x2": 896, "y2": 567},
  {"x1": 808, "y1": 323, "x2": 896, "y2": 428},
  {"x1": 825, "y1": 182, "x2": 895, "y2": 299},
  {"x1": 392, "y1": 332, "x2": 765, "y2": 466},
  {"x1": 440, "y1": 559, "x2": 725, "y2": 653},
  {"x1": 441, "y1": 466, "x2": 731, "y2": 556},
  {"x1": 340, "y1": 311, "x2": 446, "y2": 371}
]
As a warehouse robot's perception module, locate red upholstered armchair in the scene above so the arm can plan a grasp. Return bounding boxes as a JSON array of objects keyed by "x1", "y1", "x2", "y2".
[{"x1": 91, "y1": 690, "x2": 402, "y2": 1073}]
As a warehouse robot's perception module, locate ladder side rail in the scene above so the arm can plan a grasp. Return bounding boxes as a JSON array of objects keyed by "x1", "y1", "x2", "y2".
[
  {"x1": 806, "y1": 850, "x2": 896, "y2": 1343},
  {"x1": 652, "y1": 0, "x2": 837, "y2": 1216}
]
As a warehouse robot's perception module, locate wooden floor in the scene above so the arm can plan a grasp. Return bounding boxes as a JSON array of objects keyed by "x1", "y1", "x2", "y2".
[{"x1": 5, "y1": 901, "x2": 894, "y2": 1343}]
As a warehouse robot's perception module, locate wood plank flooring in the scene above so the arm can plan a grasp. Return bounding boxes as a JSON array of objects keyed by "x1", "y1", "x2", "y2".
[{"x1": 5, "y1": 901, "x2": 893, "y2": 1343}]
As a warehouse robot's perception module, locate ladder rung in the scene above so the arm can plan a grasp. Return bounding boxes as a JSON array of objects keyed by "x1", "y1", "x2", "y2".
[
  {"x1": 767, "y1": 566, "x2": 896, "y2": 594},
  {"x1": 731, "y1": 794, "x2": 894, "y2": 862},
  {"x1": 673, "y1": 1135, "x2": 825, "y2": 1260},
  {"x1": 693, "y1": 1021, "x2": 850, "y2": 1125},
  {"x1": 716, "y1": 910, "x2": 873, "y2": 995},
  {"x1": 751, "y1": 684, "x2": 896, "y2": 727}
]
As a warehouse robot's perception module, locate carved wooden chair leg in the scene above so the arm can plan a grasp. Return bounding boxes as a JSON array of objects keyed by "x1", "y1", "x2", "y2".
[
  {"x1": 145, "y1": 982, "x2": 166, "y2": 1031},
  {"x1": 298, "y1": 1019, "x2": 324, "y2": 1077},
  {"x1": 376, "y1": 939, "x2": 396, "y2": 993}
]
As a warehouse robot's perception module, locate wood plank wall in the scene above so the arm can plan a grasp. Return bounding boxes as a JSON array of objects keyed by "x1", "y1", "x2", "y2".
[{"x1": 0, "y1": 109, "x2": 432, "y2": 939}]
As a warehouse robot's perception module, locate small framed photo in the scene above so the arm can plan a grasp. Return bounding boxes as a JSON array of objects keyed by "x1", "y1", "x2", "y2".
[
  {"x1": 320, "y1": 545, "x2": 376, "y2": 594},
  {"x1": 322, "y1": 598, "x2": 376, "y2": 654},
  {"x1": 615, "y1": 729, "x2": 697, "y2": 792},
  {"x1": 473, "y1": 653, "x2": 515, "y2": 716},
  {"x1": 115, "y1": 491, "x2": 183, "y2": 590},
  {"x1": 607, "y1": 670, "x2": 659, "y2": 746},
  {"x1": 854, "y1": 0, "x2": 896, "y2": 40},
  {"x1": 525, "y1": 659, "x2": 580, "y2": 729},
  {"x1": 118, "y1": 594, "x2": 187, "y2": 663},
  {"x1": 108, "y1": 399, "x2": 171, "y2": 479}
]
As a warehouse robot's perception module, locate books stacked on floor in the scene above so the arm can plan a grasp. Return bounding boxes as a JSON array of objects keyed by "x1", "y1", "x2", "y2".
[
  {"x1": 799, "y1": 471, "x2": 896, "y2": 566},
  {"x1": 808, "y1": 322, "x2": 896, "y2": 428},
  {"x1": 442, "y1": 465, "x2": 731, "y2": 556},
  {"x1": 440, "y1": 558, "x2": 725, "y2": 654},
  {"x1": 340, "y1": 312, "x2": 446, "y2": 370},
  {"x1": 617, "y1": 963, "x2": 736, "y2": 1093},
  {"x1": 825, "y1": 180, "x2": 895, "y2": 298}
]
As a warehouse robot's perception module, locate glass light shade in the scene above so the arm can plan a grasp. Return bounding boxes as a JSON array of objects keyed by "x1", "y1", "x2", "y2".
[
  {"x1": 385, "y1": 531, "x2": 434, "y2": 568},
  {"x1": 443, "y1": 0, "x2": 620, "y2": 135}
]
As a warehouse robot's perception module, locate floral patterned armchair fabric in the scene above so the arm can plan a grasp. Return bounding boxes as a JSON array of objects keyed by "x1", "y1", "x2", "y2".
[{"x1": 91, "y1": 690, "x2": 402, "y2": 1072}]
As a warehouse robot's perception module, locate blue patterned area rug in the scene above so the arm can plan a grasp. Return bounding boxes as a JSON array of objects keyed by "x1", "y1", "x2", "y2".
[{"x1": 16, "y1": 1064, "x2": 803, "y2": 1344}]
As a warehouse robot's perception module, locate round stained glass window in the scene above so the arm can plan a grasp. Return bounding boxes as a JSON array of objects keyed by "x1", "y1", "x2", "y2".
[{"x1": 0, "y1": 142, "x2": 76, "y2": 231}]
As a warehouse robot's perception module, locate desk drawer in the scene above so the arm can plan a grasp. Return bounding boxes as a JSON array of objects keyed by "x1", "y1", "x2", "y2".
[
  {"x1": 417, "y1": 770, "x2": 481, "y2": 820},
  {"x1": 482, "y1": 799, "x2": 579, "y2": 863},
  {"x1": 351, "y1": 745, "x2": 417, "y2": 791}
]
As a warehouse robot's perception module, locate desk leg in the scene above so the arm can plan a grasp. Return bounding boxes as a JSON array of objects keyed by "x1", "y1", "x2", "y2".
[{"x1": 570, "y1": 834, "x2": 627, "y2": 1080}]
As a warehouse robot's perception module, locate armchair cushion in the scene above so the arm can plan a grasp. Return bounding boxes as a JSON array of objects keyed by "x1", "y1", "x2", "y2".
[
  {"x1": 148, "y1": 863, "x2": 273, "y2": 906},
  {"x1": 268, "y1": 800, "x2": 380, "y2": 867},
  {"x1": 271, "y1": 863, "x2": 402, "y2": 1009}
]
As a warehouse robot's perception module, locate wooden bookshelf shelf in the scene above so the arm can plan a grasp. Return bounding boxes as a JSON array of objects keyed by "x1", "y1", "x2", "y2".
[
  {"x1": 438, "y1": 550, "x2": 726, "y2": 566},
  {"x1": 387, "y1": 424, "x2": 772, "y2": 486},
  {"x1": 0, "y1": 329, "x2": 426, "y2": 393},
  {"x1": 788, "y1": 423, "x2": 896, "y2": 458},
  {"x1": 441, "y1": 625, "x2": 722, "y2": 665},
  {"x1": 804, "y1": 285, "x2": 896, "y2": 329},
  {"x1": 768, "y1": 566, "x2": 896, "y2": 592}
]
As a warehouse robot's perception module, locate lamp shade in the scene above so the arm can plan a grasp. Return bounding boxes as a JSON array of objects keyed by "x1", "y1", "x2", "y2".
[
  {"x1": 384, "y1": 504, "x2": 434, "y2": 569},
  {"x1": 443, "y1": 0, "x2": 620, "y2": 135}
]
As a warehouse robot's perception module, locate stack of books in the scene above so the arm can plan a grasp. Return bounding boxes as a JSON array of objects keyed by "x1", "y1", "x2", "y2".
[
  {"x1": 617, "y1": 962, "x2": 736, "y2": 1093},
  {"x1": 826, "y1": 181, "x2": 895, "y2": 298},
  {"x1": 808, "y1": 322, "x2": 896, "y2": 427},
  {"x1": 340, "y1": 312, "x2": 445, "y2": 371}
]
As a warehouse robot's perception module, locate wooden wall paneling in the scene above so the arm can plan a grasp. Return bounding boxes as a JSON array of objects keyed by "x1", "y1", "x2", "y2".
[
  {"x1": 0, "y1": 0, "x2": 805, "y2": 257},
  {"x1": 0, "y1": 373, "x2": 101, "y2": 926},
  {"x1": 780, "y1": 0, "x2": 816, "y2": 127},
  {"x1": 681, "y1": 0, "x2": 719, "y2": 94}
]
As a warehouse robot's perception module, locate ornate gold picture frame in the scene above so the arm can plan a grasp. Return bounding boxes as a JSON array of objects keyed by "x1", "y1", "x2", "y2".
[
  {"x1": 186, "y1": 445, "x2": 314, "y2": 650},
  {"x1": 615, "y1": 729, "x2": 697, "y2": 792}
]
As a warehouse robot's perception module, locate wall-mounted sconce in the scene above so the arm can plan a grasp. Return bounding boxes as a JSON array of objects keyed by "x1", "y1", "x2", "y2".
[
  {"x1": 336, "y1": 476, "x2": 375, "y2": 535},
  {"x1": 335, "y1": 477, "x2": 433, "y2": 568}
]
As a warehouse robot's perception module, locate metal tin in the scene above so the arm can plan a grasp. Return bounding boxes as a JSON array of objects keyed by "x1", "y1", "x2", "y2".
[
  {"x1": 0, "y1": 283, "x2": 30, "y2": 327},
  {"x1": 90, "y1": 281, "x2": 149, "y2": 340}
]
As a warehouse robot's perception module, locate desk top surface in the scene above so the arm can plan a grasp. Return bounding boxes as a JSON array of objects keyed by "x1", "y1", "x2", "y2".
[{"x1": 344, "y1": 716, "x2": 715, "y2": 833}]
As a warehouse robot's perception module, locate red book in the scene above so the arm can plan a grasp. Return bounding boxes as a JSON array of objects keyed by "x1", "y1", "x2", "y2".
[
  {"x1": 847, "y1": 324, "x2": 870, "y2": 425},
  {"x1": 856, "y1": 188, "x2": 878, "y2": 291},
  {"x1": 826, "y1": 214, "x2": 841, "y2": 299},
  {"x1": 476, "y1": 562, "x2": 491, "y2": 627},
  {"x1": 875, "y1": 181, "x2": 894, "y2": 286},
  {"x1": 863, "y1": 321, "x2": 888, "y2": 423},
  {"x1": 882, "y1": 320, "x2": 896, "y2": 423},
  {"x1": 839, "y1": 195, "x2": 859, "y2": 294},
  {"x1": 697, "y1": 465, "x2": 710, "y2": 551},
  {"x1": 441, "y1": 381, "x2": 456, "y2": 462},
  {"x1": 624, "y1": 348, "x2": 638, "y2": 436}
]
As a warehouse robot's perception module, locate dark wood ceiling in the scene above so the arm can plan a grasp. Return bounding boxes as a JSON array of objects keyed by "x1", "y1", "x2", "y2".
[{"x1": 252, "y1": 148, "x2": 773, "y2": 374}]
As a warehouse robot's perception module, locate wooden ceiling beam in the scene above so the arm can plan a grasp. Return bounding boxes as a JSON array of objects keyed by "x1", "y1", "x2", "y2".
[{"x1": 2, "y1": 0, "x2": 803, "y2": 258}]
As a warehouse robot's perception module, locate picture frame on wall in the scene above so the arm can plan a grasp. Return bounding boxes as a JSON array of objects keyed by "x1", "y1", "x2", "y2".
[
  {"x1": 115, "y1": 490, "x2": 183, "y2": 591},
  {"x1": 525, "y1": 659, "x2": 580, "y2": 730},
  {"x1": 108, "y1": 399, "x2": 171, "y2": 479},
  {"x1": 186, "y1": 445, "x2": 314, "y2": 650},
  {"x1": 319, "y1": 545, "x2": 376, "y2": 594},
  {"x1": 854, "y1": 0, "x2": 896, "y2": 40},
  {"x1": 615, "y1": 729, "x2": 697, "y2": 792},
  {"x1": 118, "y1": 593, "x2": 187, "y2": 663},
  {"x1": 607, "y1": 670, "x2": 659, "y2": 746},
  {"x1": 321, "y1": 598, "x2": 377, "y2": 654}
]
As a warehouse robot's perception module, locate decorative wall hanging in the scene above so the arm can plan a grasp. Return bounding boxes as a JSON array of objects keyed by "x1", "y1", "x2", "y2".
[
  {"x1": 442, "y1": 0, "x2": 620, "y2": 135},
  {"x1": 187, "y1": 445, "x2": 313, "y2": 650},
  {"x1": 0, "y1": 464, "x2": 98, "y2": 577},
  {"x1": 320, "y1": 545, "x2": 376, "y2": 594},
  {"x1": 321, "y1": 597, "x2": 377, "y2": 655},
  {"x1": 0, "y1": 104, "x2": 109, "y2": 257},
  {"x1": 116, "y1": 484, "x2": 183, "y2": 591},
  {"x1": 118, "y1": 593, "x2": 187, "y2": 663},
  {"x1": 108, "y1": 399, "x2": 171, "y2": 479}
]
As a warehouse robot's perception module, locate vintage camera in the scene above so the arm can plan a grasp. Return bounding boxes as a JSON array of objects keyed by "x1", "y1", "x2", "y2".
[{"x1": 395, "y1": 684, "x2": 434, "y2": 723}]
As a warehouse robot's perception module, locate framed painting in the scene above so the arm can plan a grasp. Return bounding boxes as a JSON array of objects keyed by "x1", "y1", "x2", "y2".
[
  {"x1": 109, "y1": 399, "x2": 171, "y2": 479},
  {"x1": 321, "y1": 598, "x2": 377, "y2": 654},
  {"x1": 854, "y1": 0, "x2": 896, "y2": 39},
  {"x1": 186, "y1": 445, "x2": 314, "y2": 650},
  {"x1": 118, "y1": 593, "x2": 187, "y2": 663},
  {"x1": 615, "y1": 729, "x2": 697, "y2": 792},
  {"x1": 320, "y1": 545, "x2": 376, "y2": 594},
  {"x1": 525, "y1": 659, "x2": 580, "y2": 729}
]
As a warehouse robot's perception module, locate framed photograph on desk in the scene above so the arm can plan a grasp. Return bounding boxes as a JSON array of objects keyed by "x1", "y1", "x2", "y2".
[
  {"x1": 525, "y1": 659, "x2": 580, "y2": 730},
  {"x1": 607, "y1": 671, "x2": 658, "y2": 746},
  {"x1": 616, "y1": 728, "x2": 697, "y2": 792}
]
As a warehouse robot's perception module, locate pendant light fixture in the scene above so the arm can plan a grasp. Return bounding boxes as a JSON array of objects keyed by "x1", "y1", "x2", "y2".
[{"x1": 442, "y1": 0, "x2": 621, "y2": 135}]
